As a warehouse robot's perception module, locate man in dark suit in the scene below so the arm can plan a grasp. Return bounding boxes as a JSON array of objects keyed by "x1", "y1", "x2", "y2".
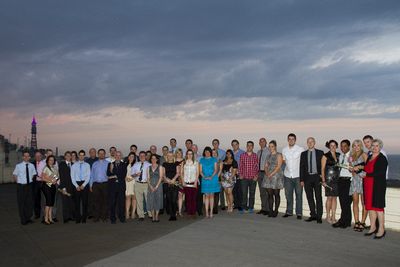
[
  {"x1": 107, "y1": 151, "x2": 127, "y2": 224},
  {"x1": 58, "y1": 151, "x2": 75, "y2": 223},
  {"x1": 300, "y1": 137, "x2": 324, "y2": 223}
]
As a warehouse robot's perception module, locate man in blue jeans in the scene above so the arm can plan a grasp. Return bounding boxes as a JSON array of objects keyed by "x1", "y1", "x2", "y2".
[{"x1": 282, "y1": 133, "x2": 305, "y2": 219}]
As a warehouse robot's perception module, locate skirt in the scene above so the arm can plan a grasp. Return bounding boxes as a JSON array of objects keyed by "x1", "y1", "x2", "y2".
[
  {"x1": 363, "y1": 176, "x2": 384, "y2": 212},
  {"x1": 126, "y1": 180, "x2": 135, "y2": 196},
  {"x1": 42, "y1": 182, "x2": 56, "y2": 206},
  {"x1": 349, "y1": 175, "x2": 363, "y2": 195},
  {"x1": 262, "y1": 174, "x2": 284, "y2": 190},
  {"x1": 325, "y1": 178, "x2": 339, "y2": 197},
  {"x1": 201, "y1": 175, "x2": 220, "y2": 194}
]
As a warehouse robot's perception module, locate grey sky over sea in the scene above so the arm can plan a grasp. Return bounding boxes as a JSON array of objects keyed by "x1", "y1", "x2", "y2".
[{"x1": 0, "y1": 0, "x2": 399, "y2": 152}]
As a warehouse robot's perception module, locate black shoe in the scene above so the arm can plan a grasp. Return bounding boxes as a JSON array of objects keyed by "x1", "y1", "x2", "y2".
[
  {"x1": 297, "y1": 215, "x2": 302, "y2": 220},
  {"x1": 332, "y1": 222, "x2": 343, "y2": 228},
  {"x1": 305, "y1": 217, "x2": 316, "y2": 222},
  {"x1": 120, "y1": 220, "x2": 126, "y2": 223},
  {"x1": 138, "y1": 218, "x2": 144, "y2": 221},
  {"x1": 317, "y1": 219, "x2": 322, "y2": 224},
  {"x1": 221, "y1": 207, "x2": 226, "y2": 211},
  {"x1": 263, "y1": 211, "x2": 269, "y2": 216},
  {"x1": 364, "y1": 229, "x2": 378, "y2": 236},
  {"x1": 76, "y1": 220, "x2": 81, "y2": 224},
  {"x1": 257, "y1": 210, "x2": 265, "y2": 215},
  {"x1": 273, "y1": 211, "x2": 278, "y2": 217},
  {"x1": 63, "y1": 219, "x2": 69, "y2": 224},
  {"x1": 52, "y1": 218, "x2": 58, "y2": 223},
  {"x1": 374, "y1": 231, "x2": 386, "y2": 239},
  {"x1": 213, "y1": 210, "x2": 218, "y2": 215},
  {"x1": 34, "y1": 215, "x2": 40, "y2": 219},
  {"x1": 282, "y1": 214, "x2": 293, "y2": 218},
  {"x1": 169, "y1": 216, "x2": 177, "y2": 221}
]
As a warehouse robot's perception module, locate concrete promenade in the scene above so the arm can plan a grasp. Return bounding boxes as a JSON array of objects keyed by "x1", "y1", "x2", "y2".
[{"x1": 0, "y1": 183, "x2": 399, "y2": 267}]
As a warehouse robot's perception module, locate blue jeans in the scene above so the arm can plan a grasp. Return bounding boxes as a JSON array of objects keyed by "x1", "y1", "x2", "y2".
[{"x1": 284, "y1": 177, "x2": 303, "y2": 216}]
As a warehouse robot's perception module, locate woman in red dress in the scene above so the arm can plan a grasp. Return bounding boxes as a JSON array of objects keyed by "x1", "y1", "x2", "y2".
[{"x1": 363, "y1": 139, "x2": 388, "y2": 239}]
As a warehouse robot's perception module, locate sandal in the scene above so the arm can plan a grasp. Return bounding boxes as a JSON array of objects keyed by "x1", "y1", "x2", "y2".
[
  {"x1": 353, "y1": 221, "x2": 360, "y2": 231},
  {"x1": 358, "y1": 222, "x2": 366, "y2": 232}
]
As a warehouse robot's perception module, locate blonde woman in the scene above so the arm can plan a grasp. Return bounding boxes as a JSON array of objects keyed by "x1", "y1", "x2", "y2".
[
  {"x1": 125, "y1": 152, "x2": 137, "y2": 219},
  {"x1": 181, "y1": 149, "x2": 199, "y2": 217},
  {"x1": 162, "y1": 152, "x2": 180, "y2": 221},
  {"x1": 175, "y1": 149, "x2": 185, "y2": 217},
  {"x1": 349, "y1": 140, "x2": 368, "y2": 231}
]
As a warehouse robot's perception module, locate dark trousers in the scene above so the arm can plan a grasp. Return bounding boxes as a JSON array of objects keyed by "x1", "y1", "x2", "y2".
[
  {"x1": 213, "y1": 192, "x2": 220, "y2": 213},
  {"x1": 241, "y1": 179, "x2": 257, "y2": 210},
  {"x1": 17, "y1": 184, "x2": 33, "y2": 224},
  {"x1": 92, "y1": 182, "x2": 108, "y2": 221},
  {"x1": 338, "y1": 178, "x2": 352, "y2": 226},
  {"x1": 167, "y1": 185, "x2": 179, "y2": 218},
  {"x1": 74, "y1": 183, "x2": 89, "y2": 223},
  {"x1": 162, "y1": 183, "x2": 169, "y2": 215},
  {"x1": 184, "y1": 187, "x2": 197, "y2": 215},
  {"x1": 233, "y1": 179, "x2": 243, "y2": 210},
  {"x1": 32, "y1": 180, "x2": 42, "y2": 218},
  {"x1": 304, "y1": 174, "x2": 323, "y2": 219},
  {"x1": 196, "y1": 180, "x2": 203, "y2": 215},
  {"x1": 108, "y1": 181, "x2": 125, "y2": 222},
  {"x1": 61, "y1": 190, "x2": 75, "y2": 221}
]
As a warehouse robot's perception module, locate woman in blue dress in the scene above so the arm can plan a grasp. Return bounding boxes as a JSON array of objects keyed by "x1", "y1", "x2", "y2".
[{"x1": 200, "y1": 147, "x2": 220, "y2": 218}]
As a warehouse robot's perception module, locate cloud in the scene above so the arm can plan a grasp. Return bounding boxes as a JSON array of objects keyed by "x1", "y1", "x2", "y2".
[{"x1": 0, "y1": 0, "x2": 400, "y2": 121}]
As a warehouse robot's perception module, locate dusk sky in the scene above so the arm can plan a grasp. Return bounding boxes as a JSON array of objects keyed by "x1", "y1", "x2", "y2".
[{"x1": 1, "y1": 0, "x2": 400, "y2": 154}]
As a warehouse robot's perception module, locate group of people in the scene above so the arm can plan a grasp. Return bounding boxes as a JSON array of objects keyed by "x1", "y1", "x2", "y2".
[{"x1": 13, "y1": 134, "x2": 388, "y2": 239}]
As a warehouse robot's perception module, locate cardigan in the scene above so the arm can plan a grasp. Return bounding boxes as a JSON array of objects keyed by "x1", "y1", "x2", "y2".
[{"x1": 366, "y1": 153, "x2": 388, "y2": 208}]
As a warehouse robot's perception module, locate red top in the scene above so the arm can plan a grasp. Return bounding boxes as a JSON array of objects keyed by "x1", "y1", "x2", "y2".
[{"x1": 239, "y1": 152, "x2": 259, "y2": 179}]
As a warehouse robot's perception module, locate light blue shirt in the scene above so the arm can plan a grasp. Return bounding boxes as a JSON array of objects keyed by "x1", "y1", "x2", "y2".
[
  {"x1": 216, "y1": 148, "x2": 226, "y2": 161},
  {"x1": 13, "y1": 161, "x2": 37, "y2": 184},
  {"x1": 90, "y1": 159, "x2": 109, "y2": 187},
  {"x1": 233, "y1": 149, "x2": 245, "y2": 175},
  {"x1": 71, "y1": 161, "x2": 91, "y2": 188}
]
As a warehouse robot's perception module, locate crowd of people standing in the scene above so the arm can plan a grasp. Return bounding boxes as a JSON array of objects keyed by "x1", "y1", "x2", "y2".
[{"x1": 13, "y1": 134, "x2": 389, "y2": 239}]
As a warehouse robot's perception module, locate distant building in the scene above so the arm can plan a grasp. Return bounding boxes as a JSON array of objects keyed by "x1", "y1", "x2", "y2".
[
  {"x1": 31, "y1": 116, "x2": 37, "y2": 149},
  {"x1": 0, "y1": 134, "x2": 21, "y2": 183}
]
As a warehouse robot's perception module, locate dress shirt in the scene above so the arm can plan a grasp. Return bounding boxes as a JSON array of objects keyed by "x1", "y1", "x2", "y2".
[
  {"x1": 33, "y1": 160, "x2": 42, "y2": 181},
  {"x1": 216, "y1": 148, "x2": 226, "y2": 161},
  {"x1": 71, "y1": 161, "x2": 91, "y2": 188},
  {"x1": 183, "y1": 161, "x2": 198, "y2": 183},
  {"x1": 257, "y1": 147, "x2": 270, "y2": 171},
  {"x1": 105, "y1": 157, "x2": 115, "y2": 163},
  {"x1": 239, "y1": 152, "x2": 259, "y2": 179},
  {"x1": 282, "y1": 144, "x2": 304, "y2": 178},
  {"x1": 13, "y1": 161, "x2": 37, "y2": 184},
  {"x1": 307, "y1": 149, "x2": 317, "y2": 174},
  {"x1": 339, "y1": 152, "x2": 352, "y2": 177},
  {"x1": 131, "y1": 161, "x2": 151, "y2": 182},
  {"x1": 90, "y1": 159, "x2": 109, "y2": 187}
]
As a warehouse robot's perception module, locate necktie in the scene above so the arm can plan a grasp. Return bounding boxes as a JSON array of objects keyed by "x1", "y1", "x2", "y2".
[
  {"x1": 68, "y1": 162, "x2": 71, "y2": 168},
  {"x1": 80, "y1": 163, "x2": 83, "y2": 181},
  {"x1": 309, "y1": 150, "x2": 313, "y2": 173},
  {"x1": 259, "y1": 149, "x2": 263, "y2": 169},
  {"x1": 139, "y1": 162, "x2": 144, "y2": 181},
  {"x1": 25, "y1": 163, "x2": 30, "y2": 184}
]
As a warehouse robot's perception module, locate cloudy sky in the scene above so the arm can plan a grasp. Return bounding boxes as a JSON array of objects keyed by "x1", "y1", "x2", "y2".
[{"x1": 1, "y1": 0, "x2": 400, "y2": 154}]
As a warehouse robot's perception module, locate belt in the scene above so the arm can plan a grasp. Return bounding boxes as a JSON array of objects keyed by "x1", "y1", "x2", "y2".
[
  {"x1": 339, "y1": 176, "x2": 352, "y2": 180},
  {"x1": 185, "y1": 182, "x2": 195, "y2": 185},
  {"x1": 136, "y1": 181, "x2": 147, "y2": 184},
  {"x1": 259, "y1": 170, "x2": 265, "y2": 173}
]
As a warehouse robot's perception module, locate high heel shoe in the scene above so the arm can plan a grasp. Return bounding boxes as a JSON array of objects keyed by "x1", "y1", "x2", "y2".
[
  {"x1": 44, "y1": 221, "x2": 51, "y2": 225},
  {"x1": 374, "y1": 231, "x2": 386, "y2": 239},
  {"x1": 364, "y1": 229, "x2": 378, "y2": 236}
]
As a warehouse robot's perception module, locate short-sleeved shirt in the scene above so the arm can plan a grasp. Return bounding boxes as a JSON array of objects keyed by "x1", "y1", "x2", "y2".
[{"x1": 13, "y1": 162, "x2": 37, "y2": 184}]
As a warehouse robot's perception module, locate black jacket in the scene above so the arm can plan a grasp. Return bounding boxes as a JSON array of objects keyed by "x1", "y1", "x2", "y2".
[
  {"x1": 107, "y1": 161, "x2": 127, "y2": 189},
  {"x1": 300, "y1": 149, "x2": 324, "y2": 182},
  {"x1": 59, "y1": 161, "x2": 74, "y2": 192}
]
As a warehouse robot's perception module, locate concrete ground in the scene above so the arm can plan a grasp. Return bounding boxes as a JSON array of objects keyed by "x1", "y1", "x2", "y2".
[{"x1": 1, "y1": 183, "x2": 399, "y2": 267}]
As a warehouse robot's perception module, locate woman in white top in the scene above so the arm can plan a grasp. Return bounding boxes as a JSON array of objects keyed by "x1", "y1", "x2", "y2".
[
  {"x1": 41, "y1": 155, "x2": 59, "y2": 225},
  {"x1": 125, "y1": 152, "x2": 137, "y2": 219},
  {"x1": 181, "y1": 149, "x2": 199, "y2": 217}
]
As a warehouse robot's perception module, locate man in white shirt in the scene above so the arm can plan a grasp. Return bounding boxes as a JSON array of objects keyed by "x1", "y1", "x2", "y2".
[
  {"x1": 132, "y1": 151, "x2": 151, "y2": 220},
  {"x1": 282, "y1": 133, "x2": 305, "y2": 219},
  {"x1": 13, "y1": 151, "x2": 37, "y2": 225},
  {"x1": 106, "y1": 146, "x2": 117, "y2": 163},
  {"x1": 71, "y1": 150, "x2": 91, "y2": 223},
  {"x1": 333, "y1": 140, "x2": 353, "y2": 229}
]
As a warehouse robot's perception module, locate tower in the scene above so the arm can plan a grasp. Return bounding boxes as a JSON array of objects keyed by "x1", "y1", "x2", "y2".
[{"x1": 31, "y1": 116, "x2": 37, "y2": 149}]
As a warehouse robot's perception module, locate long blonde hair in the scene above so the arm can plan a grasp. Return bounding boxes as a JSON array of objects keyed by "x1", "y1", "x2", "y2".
[{"x1": 351, "y1": 139, "x2": 364, "y2": 161}]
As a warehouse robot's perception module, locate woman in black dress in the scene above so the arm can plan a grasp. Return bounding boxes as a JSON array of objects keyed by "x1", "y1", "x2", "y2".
[{"x1": 321, "y1": 140, "x2": 340, "y2": 224}]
